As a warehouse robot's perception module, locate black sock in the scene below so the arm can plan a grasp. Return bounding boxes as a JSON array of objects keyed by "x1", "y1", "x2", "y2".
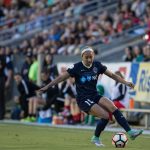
[
  {"x1": 95, "y1": 118, "x2": 109, "y2": 137},
  {"x1": 113, "y1": 109, "x2": 131, "y2": 132}
]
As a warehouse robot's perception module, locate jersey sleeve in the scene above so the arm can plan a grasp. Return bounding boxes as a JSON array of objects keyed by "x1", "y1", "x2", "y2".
[
  {"x1": 98, "y1": 62, "x2": 107, "y2": 74},
  {"x1": 67, "y1": 64, "x2": 76, "y2": 77}
]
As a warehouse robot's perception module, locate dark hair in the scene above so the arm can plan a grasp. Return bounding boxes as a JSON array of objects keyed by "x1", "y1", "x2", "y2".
[
  {"x1": 128, "y1": 46, "x2": 133, "y2": 52},
  {"x1": 14, "y1": 72, "x2": 21, "y2": 76},
  {"x1": 41, "y1": 68, "x2": 49, "y2": 74},
  {"x1": 26, "y1": 52, "x2": 32, "y2": 57}
]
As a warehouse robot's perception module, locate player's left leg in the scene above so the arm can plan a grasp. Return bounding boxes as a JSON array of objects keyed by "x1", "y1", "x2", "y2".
[
  {"x1": 98, "y1": 97, "x2": 143, "y2": 140},
  {"x1": 89, "y1": 103, "x2": 109, "y2": 146}
]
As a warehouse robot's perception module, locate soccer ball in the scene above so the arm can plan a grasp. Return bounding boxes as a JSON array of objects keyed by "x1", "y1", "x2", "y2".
[{"x1": 112, "y1": 132, "x2": 128, "y2": 148}]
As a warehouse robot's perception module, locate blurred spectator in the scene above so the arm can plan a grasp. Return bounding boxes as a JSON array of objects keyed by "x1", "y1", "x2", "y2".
[
  {"x1": 28, "y1": 54, "x2": 38, "y2": 83},
  {"x1": 1, "y1": 0, "x2": 149, "y2": 60},
  {"x1": 111, "y1": 71, "x2": 129, "y2": 109},
  {"x1": 17, "y1": 0, "x2": 30, "y2": 10},
  {"x1": 123, "y1": 44, "x2": 150, "y2": 63},
  {"x1": 4, "y1": 47, "x2": 14, "y2": 102},
  {"x1": 143, "y1": 45, "x2": 150, "y2": 62},
  {"x1": 11, "y1": 96, "x2": 21, "y2": 120},
  {"x1": 122, "y1": 46, "x2": 134, "y2": 62},
  {"x1": 144, "y1": 3, "x2": 150, "y2": 28},
  {"x1": 131, "y1": 0, "x2": 146, "y2": 17},
  {"x1": 40, "y1": 68, "x2": 60, "y2": 112},
  {"x1": 5, "y1": 47, "x2": 14, "y2": 88},
  {"x1": 133, "y1": 45, "x2": 144, "y2": 62},
  {"x1": 0, "y1": 47, "x2": 6, "y2": 120},
  {"x1": 0, "y1": 0, "x2": 89, "y2": 31},
  {"x1": 14, "y1": 73, "x2": 39, "y2": 119},
  {"x1": 21, "y1": 52, "x2": 33, "y2": 81},
  {"x1": 43, "y1": 53, "x2": 58, "y2": 78},
  {"x1": 0, "y1": 7, "x2": 5, "y2": 18},
  {"x1": 1, "y1": 0, "x2": 149, "y2": 57}
]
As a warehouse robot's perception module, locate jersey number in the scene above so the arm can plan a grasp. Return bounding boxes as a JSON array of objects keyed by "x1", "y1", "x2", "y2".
[{"x1": 85, "y1": 99, "x2": 94, "y2": 106}]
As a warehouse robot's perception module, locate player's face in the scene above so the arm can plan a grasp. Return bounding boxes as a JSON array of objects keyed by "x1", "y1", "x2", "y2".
[
  {"x1": 82, "y1": 51, "x2": 94, "y2": 67},
  {"x1": 14, "y1": 75, "x2": 22, "y2": 84},
  {"x1": 41, "y1": 73, "x2": 49, "y2": 81}
]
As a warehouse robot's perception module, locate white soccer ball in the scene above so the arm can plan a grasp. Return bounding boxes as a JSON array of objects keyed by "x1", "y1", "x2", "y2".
[{"x1": 112, "y1": 132, "x2": 128, "y2": 148}]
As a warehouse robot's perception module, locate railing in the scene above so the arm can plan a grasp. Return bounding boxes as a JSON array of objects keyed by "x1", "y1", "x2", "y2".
[
  {"x1": 0, "y1": 0, "x2": 118, "y2": 43},
  {"x1": 0, "y1": 17, "x2": 16, "y2": 27}
]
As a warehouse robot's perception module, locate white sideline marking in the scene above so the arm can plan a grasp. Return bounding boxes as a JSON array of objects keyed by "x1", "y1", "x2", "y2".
[
  {"x1": 0, "y1": 120, "x2": 150, "y2": 135},
  {"x1": 142, "y1": 136, "x2": 150, "y2": 139}
]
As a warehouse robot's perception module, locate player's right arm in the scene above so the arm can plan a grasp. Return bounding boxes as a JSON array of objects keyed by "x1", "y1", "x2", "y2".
[{"x1": 37, "y1": 71, "x2": 70, "y2": 93}]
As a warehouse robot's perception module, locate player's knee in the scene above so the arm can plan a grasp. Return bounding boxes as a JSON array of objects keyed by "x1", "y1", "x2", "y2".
[
  {"x1": 103, "y1": 112, "x2": 109, "y2": 120},
  {"x1": 108, "y1": 104, "x2": 117, "y2": 113},
  {"x1": 105, "y1": 97, "x2": 117, "y2": 112},
  {"x1": 110, "y1": 103, "x2": 118, "y2": 112},
  {"x1": 71, "y1": 98, "x2": 76, "y2": 104}
]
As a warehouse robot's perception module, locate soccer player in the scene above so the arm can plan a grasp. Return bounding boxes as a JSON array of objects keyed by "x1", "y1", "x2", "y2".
[{"x1": 37, "y1": 46, "x2": 143, "y2": 147}]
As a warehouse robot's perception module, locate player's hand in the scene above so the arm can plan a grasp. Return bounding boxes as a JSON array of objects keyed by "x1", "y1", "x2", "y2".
[
  {"x1": 126, "y1": 82, "x2": 135, "y2": 89},
  {"x1": 36, "y1": 86, "x2": 48, "y2": 94}
]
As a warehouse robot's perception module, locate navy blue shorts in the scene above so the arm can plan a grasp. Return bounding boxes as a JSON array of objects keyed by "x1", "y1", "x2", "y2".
[{"x1": 77, "y1": 95, "x2": 103, "y2": 114}]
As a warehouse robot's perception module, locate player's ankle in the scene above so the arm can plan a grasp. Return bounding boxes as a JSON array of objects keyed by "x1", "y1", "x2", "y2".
[
  {"x1": 93, "y1": 135, "x2": 99, "y2": 139},
  {"x1": 127, "y1": 130, "x2": 132, "y2": 135}
]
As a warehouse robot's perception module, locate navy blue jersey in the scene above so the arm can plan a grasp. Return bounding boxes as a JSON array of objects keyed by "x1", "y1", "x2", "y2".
[{"x1": 67, "y1": 61, "x2": 107, "y2": 102}]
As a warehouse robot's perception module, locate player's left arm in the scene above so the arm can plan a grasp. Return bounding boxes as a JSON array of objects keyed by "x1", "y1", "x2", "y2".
[{"x1": 104, "y1": 69, "x2": 135, "y2": 89}]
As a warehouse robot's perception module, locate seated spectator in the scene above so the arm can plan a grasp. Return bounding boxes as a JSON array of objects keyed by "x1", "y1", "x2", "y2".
[
  {"x1": 60, "y1": 77, "x2": 81, "y2": 124},
  {"x1": 21, "y1": 67, "x2": 60, "y2": 122},
  {"x1": 122, "y1": 46, "x2": 134, "y2": 62},
  {"x1": 132, "y1": 45, "x2": 144, "y2": 62},
  {"x1": 111, "y1": 71, "x2": 129, "y2": 109},
  {"x1": 14, "y1": 73, "x2": 39, "y2": 120},
  {"x1": 40, "y1": 68, "x2": 60, "y2": 112}
]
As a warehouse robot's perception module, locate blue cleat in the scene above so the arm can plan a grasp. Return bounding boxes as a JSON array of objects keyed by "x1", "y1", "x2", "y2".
[
  {"x1": 128, "y1": 129, "x2": 143, "y2": 140},
  {"x1": 91, "y1": 136, "x2": 105, "y2": 147}
]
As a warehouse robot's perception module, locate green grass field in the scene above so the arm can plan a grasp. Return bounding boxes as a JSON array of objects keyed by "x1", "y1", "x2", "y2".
[{"x1": 0, "y1": 123, "x2": 149, "y2": 150}]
